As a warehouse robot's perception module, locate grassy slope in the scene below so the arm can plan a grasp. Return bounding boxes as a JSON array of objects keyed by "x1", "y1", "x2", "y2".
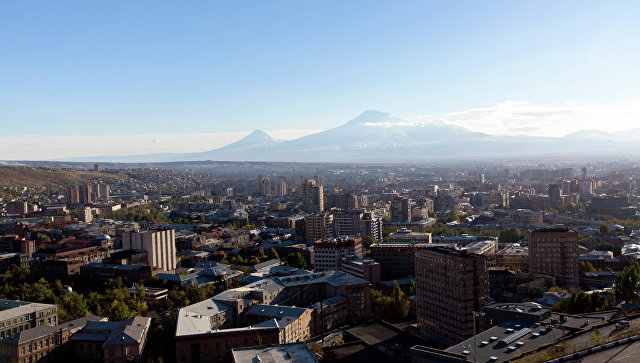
[{"x1": 0, "y1": 166, "x2": 123, "y2": 188}]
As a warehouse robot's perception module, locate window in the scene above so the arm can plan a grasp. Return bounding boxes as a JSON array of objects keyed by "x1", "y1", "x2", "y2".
[{"x1": 109, "y1": 348, "x2": 114, "y2": 356}]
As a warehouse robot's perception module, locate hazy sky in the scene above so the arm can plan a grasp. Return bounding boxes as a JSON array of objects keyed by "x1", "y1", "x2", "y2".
[{"x1": 1, "y1": 1, "x2": 639, "y2": 159}]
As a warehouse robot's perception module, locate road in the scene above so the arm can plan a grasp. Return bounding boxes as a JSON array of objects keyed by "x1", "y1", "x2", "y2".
[{"x1": 573, "y1": 339, "x2": 640, "y2": 363}]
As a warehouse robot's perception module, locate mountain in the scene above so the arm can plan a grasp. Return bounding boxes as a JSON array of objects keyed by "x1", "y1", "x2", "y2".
[
  {"x1": 54, "y1": 110, "x2": 640, "y2": 163},
  {"x1": 194, "y1": 129, "x2": 281, "y2": 159}
]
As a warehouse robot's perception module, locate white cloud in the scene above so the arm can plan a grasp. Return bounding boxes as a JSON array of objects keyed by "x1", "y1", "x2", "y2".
[{"x1": 416, "y1": 100, "x2": 640, "y2": 137}]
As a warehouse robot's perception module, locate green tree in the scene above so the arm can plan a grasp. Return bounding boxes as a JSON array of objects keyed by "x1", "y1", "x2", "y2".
[
  {"x1": 408, "y1": 279, "x2": 416, "y2": 296},
  {"x1": 600, "y1": 224, "x2": 612, "y2": 233},
  {"x1": 363, "y1": 235, "x2": 376, "y2": 249},
  {"x1": 286, "y1": 253, "x2": 307, "y2": 269},
  {"x1": 614, "y1": 260, "x2": 640, "y2": 304},
  {"x1": 185, "y1": 285, "x2": 207, "y2": 304},
  {"x1": 391, "y1": 280, "x2": 409, "y2": 319},
  {"x1": 268, "y1": 248, "x2": 279, "y2": 260},
  {"x1": 579, "y1": 261, "x2": 596, "y2": 273},
  {"x1": 256, "y1": 248, "x2": 266, "y2": 260},
  {"x1": 499, "y1": 228, "x2": 523, "y2": 243}
]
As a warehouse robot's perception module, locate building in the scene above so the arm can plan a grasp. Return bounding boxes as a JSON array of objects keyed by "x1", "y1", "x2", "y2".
[
  {"x1": 175, "y1": 270, "x2": 371, "y2": 362},
  {"x1": 415, "y1": 247, "x2": 489, "y2": 346},
  {"x1": 304, "y1": 212, "x2": 333, "y2": 243},
  {"x1": 303, "y1": 179, "x2": 323, "y2": 212},
  {"x1": 390, "y1": 196, "x2": 411, "y2": 223},
  {"x1": 274, "y1": 179, "x2": 287, "y2": 197},
  {"x1": 0, "y1": 316, "x2": 105, "y2": 363},
  {"x1": 588, "y1": 195, "x2": 637, "y2": 218},
  {"x1": 77, "y1": 207, "x2": 92, "y2": 223},
  {"x1": 5, "y1": 202, "x2": 27, "y2": 217},
  {"x1": 332, "y1": 210, "x2": 364, "y2": 238},
  {"x1": 494, "y1": 245, "x2": 529, "y2": 272},
  {"x1": 369, "y1": 243, "x2": 452, "y2": 280},
  {"x1": 313, "y1": 237, "x2": 362, "y2": 271},
  {"x1": 231, "y1": 343, "x2": 318, "y2": 363},
  {"x1": 340, "y1": 256, "x2": 381, "y2": 283},
  {"x1": 528, "y1": 228, "x2": 579, "y2": 287},
  {"x1": 121, "y1": 229, "x2": 177, "y2": 272},
  {"x1": 258, "y1": 176, "x2": 271, "y2": 196},
  {"x1": 547, "y1": 184, "x2": 563, "y2": 208},
  {"x1": 69, "y1": 316, "x2": 151, "y2": 363},
  {"x1": 388, "y1": 229, "x2": 432, "y2": 244},
  {"x1": 0, "y1": 300, "x2": 58, "y2": 340},
  {"x1": 0, "y1": 253, "x2": 28, "y2": 273},
  {"x1": 67, "y1": 187, "x2": 80, "y2": 205},
  {"x1": 78, "y1": 185, "x2": 92, "y2": 205}
]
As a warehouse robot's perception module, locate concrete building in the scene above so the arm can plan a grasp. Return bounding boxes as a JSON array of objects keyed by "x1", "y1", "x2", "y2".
[
  {"x1": 258, "y1": 176, "x2": 271, "y2": 196},
  {"x1": 494, "y1": 245, "x2": 529, "y2": 272},
  {"x1": 340, "y1": 256, "x2": 381, "y2": 283},
  {"x1": 69, "y1": 316, "x2": 151, "y2": 363},
  {"x1": 416, "y1": 247, "x2": 489, "y2": 346},
  {"x1": 304, "y1": 212, "x2": 333, "y2": 243},
  {"x1": 77, "y1": 207, "x2": 92, "y2": 223},
  {"x1": 388, "y1": 229, "x2": 432, "y2": 244},
  {"x1": 5, "y1": 202, "x2": 27, "y2": 216},
  {"x1": 78, "y1": 185, "x2": 92, "y2": 205},
  {"x1": 0, "y1": 300, "x2": 58, "y2": 340},
  {"x1": 0, "y1": 316, "x2": 105, "y2": 363},
  {"x1": 390, "y1": 196, "x2": 411, "y2": 223},
  {"x1": 369, "y1": 243, "x2": 452, "y2": 280},
  {"x1": 232, "y1": 343, "x2": 318, "y2": 363},
  {"x1": 313, "y1": 237, "x2": 362, "y2": 271},
  {"x1": 121, "y1": 229, "x2": 176, "y2": 272},
  {"x1": 303, "y1": 179, "x2": 323, "y2": 213},
  {"x1": 528, "y1": 228, "x2": 579, "y2": 287}
]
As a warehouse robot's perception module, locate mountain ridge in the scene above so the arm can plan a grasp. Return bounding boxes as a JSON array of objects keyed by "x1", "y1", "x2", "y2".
[{"x1": 54, "y1": 110, "x2": 640, "y2": 163}]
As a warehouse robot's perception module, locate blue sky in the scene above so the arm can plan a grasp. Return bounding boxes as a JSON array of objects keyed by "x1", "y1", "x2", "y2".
[{"x1": 1, "y1": 1, "x2": 639, "y2": 158}]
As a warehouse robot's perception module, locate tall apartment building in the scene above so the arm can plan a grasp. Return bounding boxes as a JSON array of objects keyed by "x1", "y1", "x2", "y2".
[
  {"x1": 122, "y1": 229, "x2": 177, "y2": 272},
  {"x1": 304, "y1": 212, "x2": 333, "y2": 242},
  {"x1": 528, "y1": 228, "x2": 579, "y2": 286},
  {"x1": 67, "y1": 186, "x2": 80, "y2": 205},
  {"x1": 77, "y1": 207, "x2": 92, "y2": 223},
  {"x1": 547, "y1": 184, "x2": 563, "y2": 208},
  {"x1": 416, "y1": 247, "x2": 489, "y2": 346},
  {"x1": 391, "y1": 196, "x2": 411, "y2": 223},
  {"x1": 313, "y1": 237, "x2": 362, "y2": 271},
  {"x1": 274, "y1": 179, "x2": 287, "y2": 197},
  {"x1": 258, "y1": 176, "x2": 271, "y2": 196},
  {"x1": 78, "y1": 185, "x2": 92, "y2": 204},
  {"x1": 303, "y1": 179, "x2": 323, "y2": 212},
  {"x1": 5, "y1": 201, "x2": 28, "y2": 216}
]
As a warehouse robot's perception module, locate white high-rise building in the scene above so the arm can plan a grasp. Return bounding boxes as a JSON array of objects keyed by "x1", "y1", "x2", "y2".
[{"x1": 122, "y1": 229, "x2": 176, "y2": 272}]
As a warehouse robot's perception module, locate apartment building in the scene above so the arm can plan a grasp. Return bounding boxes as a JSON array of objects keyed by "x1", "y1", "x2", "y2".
[
  {"x1": 416, "y1": 247, "x2": 489, "y2": 346},
  {"x1": 528, "y1": 227, "x2": 579, "y2": 287},
  {"x1": 313, "y1": 237, "x2": 362, "y2": 271}
]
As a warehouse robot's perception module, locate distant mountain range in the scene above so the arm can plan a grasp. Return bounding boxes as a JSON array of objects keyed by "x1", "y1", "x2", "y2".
[{"x1": 58, "y1": 110, "x2": 640, "y2": 163}]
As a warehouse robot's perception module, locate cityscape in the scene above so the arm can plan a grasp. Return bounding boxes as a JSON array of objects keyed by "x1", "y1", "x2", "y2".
[{"x1": 2, "y1": 1, "x2": 640, "y2": 363}]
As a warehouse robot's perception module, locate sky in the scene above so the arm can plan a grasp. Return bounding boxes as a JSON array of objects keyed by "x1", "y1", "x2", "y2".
[{"x1": 1, "y1": 0, "x2": 640, "y2": 159}]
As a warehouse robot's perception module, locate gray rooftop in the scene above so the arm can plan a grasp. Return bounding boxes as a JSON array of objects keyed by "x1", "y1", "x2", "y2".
[{"x1": 232, "y1": 343, "x2": 319, "y2": 363}]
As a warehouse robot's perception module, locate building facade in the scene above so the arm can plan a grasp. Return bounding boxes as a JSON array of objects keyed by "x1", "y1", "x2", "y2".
[
  {"x1": 416, "y1": 247, "x2": 489, "y2": 346},
  {"x1": 528, "y1": 228, "x2": 579, "y2": 286},
  {"x1": 121, "y1": 229, "x2": 176, "y2": 272}
]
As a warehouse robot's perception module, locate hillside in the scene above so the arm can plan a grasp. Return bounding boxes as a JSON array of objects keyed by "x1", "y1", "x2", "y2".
[{"x1": 0, "y1": 166, "x2": 123, "y2": 188}]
